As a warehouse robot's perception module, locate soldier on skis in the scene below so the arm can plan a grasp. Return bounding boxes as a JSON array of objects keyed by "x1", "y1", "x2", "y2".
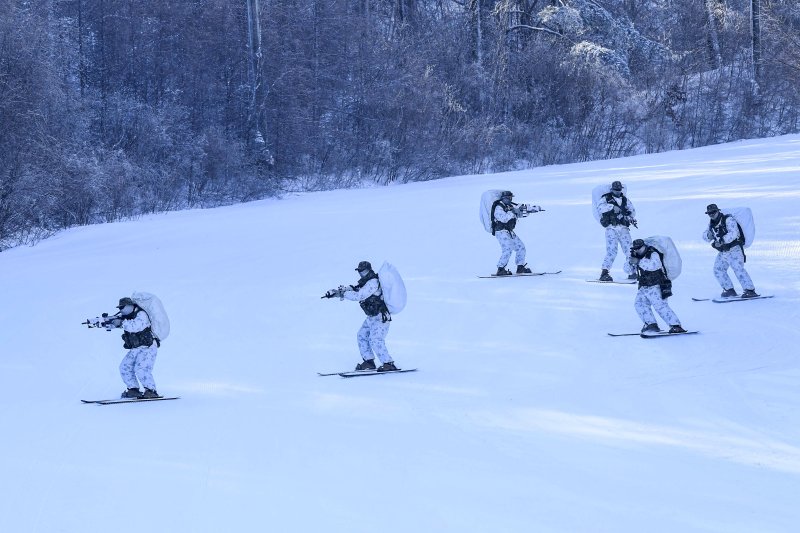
[
  {"x1": 326, "y1": 261, "x2": 399, "y2": 372},
  {"x1": 595, "y1": 181, "x2": 637, "y2": 282},
  {"x1": 629, "y1": 239, "x2": 687, "y2": 334},
  {"x1": 490, "y1": 191, "x2": 540, "y2": 276},
  {"x1": 702, "y1": 204, "x2": 759, "y2": 298},
  {"x1": 89, "y1": 297, "x2": 161, "y2": 399}
]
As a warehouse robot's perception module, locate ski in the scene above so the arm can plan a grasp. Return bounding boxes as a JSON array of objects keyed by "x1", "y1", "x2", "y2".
[
  {"x1": 337, "y1": 368, "x2": 417, "y2": 378},
  {"x1": 317, "y1": 370, "x2": 374, "y2": 377},
  {"x1": 691, "y1": 297, "x2": 711, "y2": 301},
  {"x1": 81, "y1": 396, "x2": 179, "y2": 405},
  {"x1": 640, "y1": 331, "x2": 699, "y2": 338},
  {"x1": 607, "y1": 332, "x2": 643, "y2": 337},
  {"x1": 587, "y1": 279, "x2": 636, "y2": 284},
  {"x1": 712, "y1": 295, "x2": 773, "y2": 303},
  {"x1": 478, "y1": 271, "x2": 561, "y2": 279}
]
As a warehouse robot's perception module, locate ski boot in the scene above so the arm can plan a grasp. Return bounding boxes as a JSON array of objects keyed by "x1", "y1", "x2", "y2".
[
  {"x1": 516, "y1": 264, "x2": 532, "y2": 274},
  {"x1": 668, "y1": 325, "x2": 687, "y2": 334},
  {"x1": 121, "y1": 388, "x2": 142, "y2": 399},
  {"x1": 741, "y1": 289, "x2": 759, "y2": 298},
  {"x1": 495, "y1": 266, "x2": 513, "y2": 276},
  {"x1": 140, "y1": 388, "x2": 160, "y2": 399},
  {"x1": 641, "y1": 323, "x2": 660, "y2": 333},
  {"x1": 627, "y1": 273, "x2": 638, "y2": 280},
  {"x1": 355, "y1": 359, "x2": 377, "y2": 371},
  {"x1": 377, "y1": 362, "x2": 399, "y2": 373},
  {"x1": 720, "y1": 288, "x2": 738, "y2": 298},
  {"x1": 599, "y1": 269, "x2": 613, "y2": 282}
]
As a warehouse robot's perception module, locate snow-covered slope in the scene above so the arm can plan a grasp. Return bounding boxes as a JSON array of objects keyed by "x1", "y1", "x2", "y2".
[{"x1": 1, "y1": 135, "x2": 799, "y2": 533}]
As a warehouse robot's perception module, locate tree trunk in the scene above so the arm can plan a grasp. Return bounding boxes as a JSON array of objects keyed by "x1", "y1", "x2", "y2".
[
  {"x1": 705, "y1": 0, "x2": 722, "y2": 69},
  {"x1": 751, "y1": 0, "x2": 761, "y2": 88},
  {"x1": 246, "y1": 0, "x2": 266, "y2": 146}
]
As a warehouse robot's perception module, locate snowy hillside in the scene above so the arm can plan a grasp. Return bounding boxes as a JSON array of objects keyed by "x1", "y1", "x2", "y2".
[{"x1": 1, "y1": 135, "x2": 800, "y2": 533}]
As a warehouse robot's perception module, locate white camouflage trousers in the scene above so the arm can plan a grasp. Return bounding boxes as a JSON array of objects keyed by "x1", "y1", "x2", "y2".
[
  {"x1": 495, "y1": 230, "x2": 527, "y2": 268},
  {"x1": 713, "y1": 247, "x2": 754, "y2": 291},
  {"x1": 357, "y1": 315, "x2": 393, "y2": 364},
  {"x1": 635, "y1": 285, "x2": 681, "y2": 327},
  {"x1": 602, "y1": 226, "x2": 634, "y2": 274},
  {"x1": 119, "y1": 344, "x2": 158, "y2": 390}
]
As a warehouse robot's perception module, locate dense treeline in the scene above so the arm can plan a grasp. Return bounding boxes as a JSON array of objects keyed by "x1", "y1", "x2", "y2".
[{"x1": 1, "y1": 0, "x2": 798, "y2": 248}]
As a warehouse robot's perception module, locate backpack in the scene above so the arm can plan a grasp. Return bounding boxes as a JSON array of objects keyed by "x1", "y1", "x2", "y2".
[
  {"x1": 131, "y1": 291, "x2": 170, "y2": 342},
  {"x1": 718, "y1": 207, "x2": 755, "y2": 248},
  {"x1": 479, "y1": 190, "x2": 505, "y2": 234},
  {"x1": 377, "y1": 262, "x2": 406, "y2": 314},
  {"x1": 592, "y1": 183, "x2": 627, "y2": 226},
  {"x1": 643, "y1": 236, "x2": 682, "y2": 280}
]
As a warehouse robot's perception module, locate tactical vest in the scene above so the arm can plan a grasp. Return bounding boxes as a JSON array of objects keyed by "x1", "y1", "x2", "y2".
[
  {"x1": 600, "y1": 193, "x2": 631, "y2": 228},
  {"x1": 635, "y1": 247, "x2": 667, "y2": 288},
  {"x1": 354, "y1": 272, "x2": 391, "y2": 321},
  {"x1": 121, "y1": 309, "x2": 155, "y2": 349},
  {"x1": 709, "y1": 214, "x2": 744, "y2": 251},
  {"x1": 490, "y1": 200, "x2": 517, "y2": 235}
]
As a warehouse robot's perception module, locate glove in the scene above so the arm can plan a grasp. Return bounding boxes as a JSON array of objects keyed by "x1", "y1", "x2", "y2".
[
  {"x1": 712, "y1": 240, "x2": 723, "y2": 251},
  {"x1": 629, "y1": 255, "x2": 640, "y2": 265},
  {"x1": 613, "y1": 205, "x2": 622, "y2": 214},
  {"x1": 527, "y1": 205, "x2": 542, "y2": 213},
  {"x1": 324, "y1": 288, "x2": 344, "y2": 299},
  {"x1": 512, "y1": 206, "x2": 522, "y2": 217}
]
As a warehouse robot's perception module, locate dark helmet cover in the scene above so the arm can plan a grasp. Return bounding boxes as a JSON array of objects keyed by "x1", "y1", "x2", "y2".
[{"x1": 355, "y1": 261, "x2": 372, "y2": 272}]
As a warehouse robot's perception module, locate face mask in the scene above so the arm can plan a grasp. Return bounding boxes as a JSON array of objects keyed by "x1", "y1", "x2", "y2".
[
  {"x1": 120, "y1": 304, "x2": 135, "y2": 316},
  {"x1": 358, "y1": 270, "x2": 369, "y2": 278}
]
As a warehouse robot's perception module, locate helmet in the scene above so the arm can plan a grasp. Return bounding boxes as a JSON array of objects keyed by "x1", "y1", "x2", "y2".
[
  {"x1": 500, "y1": 191, "x2": 513, "y2": 199},
  {"x1": 355, "y1": 261, "x2": 372, "y2": 272},
  {"x1": 117, "y1": 297, "x2": 135, "y2": 309},
  {"x1": 630, "y1": 239, "x2": 647, "y2": 255},
  {"x1": 611, "y1": 181, "x2": 623, "y2": 192}
]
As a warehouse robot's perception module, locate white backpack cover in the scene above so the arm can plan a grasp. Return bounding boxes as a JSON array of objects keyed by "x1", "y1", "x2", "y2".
[
  {"x1": 131, "y1": 291, "x2": 170, "y2": 341},
  {"x1": 592, "y1": 183, "x2": 626, "y2": 224},
  {"x1": 480, "y1": 190, "x2": 505, "y2": 233},
  {"x1": 643, "y1": 236, "x2": 682, "y2": 280},
  {"x1": 378, "y1": 262, "x2": 406, "y2": 314},
  {"x1": 718, "y1": 207, "x2": 755, "y2": 248}
]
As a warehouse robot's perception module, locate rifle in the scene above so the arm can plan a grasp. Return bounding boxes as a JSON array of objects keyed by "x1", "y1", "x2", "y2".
[
  {"x1": 515, "y1": 203, "x2": 545, "y2": 217},
  {"x1": 321, "y1": 285, "x2": 349, "y2": 299},
  {"x1": 82, "y1": 312, "x2": 122, "y2": 330}
]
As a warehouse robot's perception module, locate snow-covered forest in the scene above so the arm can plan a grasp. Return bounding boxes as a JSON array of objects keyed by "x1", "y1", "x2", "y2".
[{"x1": 1, "y1": 0, "x2": 799, "y2": 248}]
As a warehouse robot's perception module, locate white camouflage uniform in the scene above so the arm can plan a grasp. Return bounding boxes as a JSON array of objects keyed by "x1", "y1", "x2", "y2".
[
  {"x1": 633, "y1": 252, "x2": 681, "y2": 328},
  {"x1": 493, "y1": 204, "x2": 526, "y2": 268},
  {"x1": 343, "y1": 278, "x2": 393, "y2": 364},
  {"x1": 702, "y1": 216, "x2": 755, "y2": 292},
  {"x1": 118, "y1": 311, "x2": 158, "y2": 391},
  {"x1": 596, "y1": 195, "x2": 636, "y2": 275}
]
